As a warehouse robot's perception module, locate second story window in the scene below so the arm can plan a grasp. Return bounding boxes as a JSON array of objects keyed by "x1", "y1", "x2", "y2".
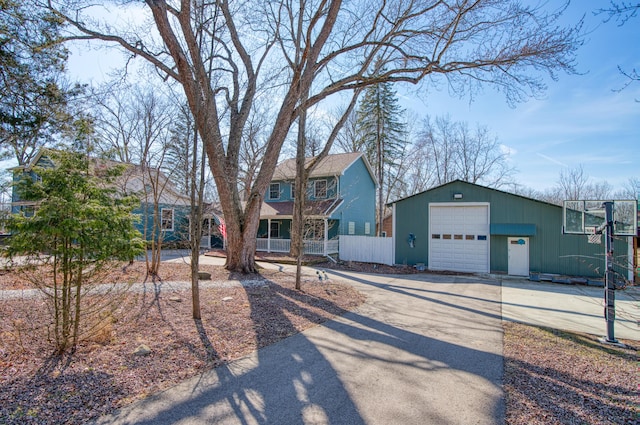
[
  {"x1": 290, "y1": 181, "x2": 295, "y2": 199},
  {"x1": 269, "y1": 183, "x2": 280, "y2": 200},
  {"x1": 314, "y1": 180, "x2": 327, "y2": 199}
]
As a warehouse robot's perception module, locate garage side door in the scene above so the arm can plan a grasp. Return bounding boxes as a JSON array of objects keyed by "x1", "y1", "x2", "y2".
[{"x1": 429, "y1": 204, "x2": 489, "y2": 273}]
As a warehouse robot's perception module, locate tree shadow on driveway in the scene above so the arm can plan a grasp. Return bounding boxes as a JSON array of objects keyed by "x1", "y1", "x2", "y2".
[{"x1": 95, "y1": 270, "x2": 504, "y2": 425}]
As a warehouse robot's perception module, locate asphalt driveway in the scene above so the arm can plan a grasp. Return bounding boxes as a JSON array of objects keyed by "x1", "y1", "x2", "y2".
[
  {"x1": 92, "y1": 255, "x2": 639, "y2": 424},
  {"x1": 95, "y1": 268, "x2": 505, "y2": 425}
]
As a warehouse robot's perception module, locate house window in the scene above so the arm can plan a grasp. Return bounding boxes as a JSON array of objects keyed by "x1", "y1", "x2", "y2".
[
  {"x1": 365, "y1": 222, "x2": 371, "y2": 235},
  {"x1": 348, "y1": 221, "x2": 355, "y2": 235},
  {"x1": 269, "y1": 183, "x2": 280, "y2": 200},
  {"x1": 270, "y1": 221, "x2": 280, "y2": 238},
  {"x1": 314, "y1": 180, "x2": 327, "y2": 199},
  {"x1": 22, "y1": 205, "x2": 37, "y2": 217},
  {"x1": 290, "y1": 181, "x2": 296, "y2": 199},
  {"x1": 161, "y1": 208, "x2": 174, "y2": 231}
]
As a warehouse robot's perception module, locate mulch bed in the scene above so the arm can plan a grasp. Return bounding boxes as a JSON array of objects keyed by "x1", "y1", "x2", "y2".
[
  {"x1": 0, "y1": 261, "x2": 365, "y2": 424},
  {"x1": 503, "y1": 322, "x2": 638, "y2": 424}
]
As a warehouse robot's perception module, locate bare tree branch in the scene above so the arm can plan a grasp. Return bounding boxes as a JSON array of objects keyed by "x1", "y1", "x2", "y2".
[{"x1": 44, "y1": 0, "x2": 583, "y2": 271}]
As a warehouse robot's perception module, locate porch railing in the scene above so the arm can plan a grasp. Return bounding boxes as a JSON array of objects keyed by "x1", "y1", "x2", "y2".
[{"x1": 256, "y1": 237, "x2": 339, "y2": 256}]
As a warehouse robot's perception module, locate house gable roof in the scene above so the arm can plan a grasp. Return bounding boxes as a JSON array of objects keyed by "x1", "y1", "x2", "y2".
[
  {"x1": 272, "y1": 152, "x2": 377, "y2": 185},
  {"x1": 10, "y1": 147, "x2": 59, "y2": 172},
  {"x1": 12, "y1": 148, "x2": 192, "y2": 206}
]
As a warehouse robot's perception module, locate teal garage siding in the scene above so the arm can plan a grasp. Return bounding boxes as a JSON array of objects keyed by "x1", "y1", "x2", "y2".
[
  {"x1": 394, "y1": 192, "x2": 429, "y2": 266},
  {"x1": 393, "y1": 180, "x2": 632, "y2": 278}
]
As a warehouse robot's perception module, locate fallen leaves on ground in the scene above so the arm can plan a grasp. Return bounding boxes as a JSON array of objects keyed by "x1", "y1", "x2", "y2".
[
  {"x1": 503, "y1": 322, "x2": 638, "y2": 425},
  {"x1": 0, "y1": 262, "x2": 364, "y2": 424}
]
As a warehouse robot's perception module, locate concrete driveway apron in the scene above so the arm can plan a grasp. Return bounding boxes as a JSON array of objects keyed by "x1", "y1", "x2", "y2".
[{"x1": 94, "y1": 270, "x2": 504, "y2": 425}]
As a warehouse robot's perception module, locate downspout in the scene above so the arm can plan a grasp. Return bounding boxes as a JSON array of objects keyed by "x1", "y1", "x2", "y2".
[{"x1": 392, "y1": 202, "x2": 396, "y2": 265}]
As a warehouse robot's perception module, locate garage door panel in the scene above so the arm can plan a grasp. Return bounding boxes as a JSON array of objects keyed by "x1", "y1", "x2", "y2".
[{"x1": 430, "y1": 205, "x2": 489, "y2": 273}]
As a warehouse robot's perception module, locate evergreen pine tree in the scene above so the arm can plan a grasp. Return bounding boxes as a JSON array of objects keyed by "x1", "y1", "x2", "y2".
[
  {"x1": 0, "y1": 0, "x2": 81, "y2": 165},
  {"x1": 356, "y1": 66, "x2": 407, "y2": 236}
]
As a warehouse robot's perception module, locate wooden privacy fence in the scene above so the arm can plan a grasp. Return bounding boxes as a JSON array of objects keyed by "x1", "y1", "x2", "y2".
[{"x1": 339, "y1": 235, "x2": 393, "y2": 266}]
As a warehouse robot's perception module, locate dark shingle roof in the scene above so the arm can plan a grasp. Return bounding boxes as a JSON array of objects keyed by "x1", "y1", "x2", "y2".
[{"x1": 272, "y1": 152, "x2": 364, "y2": 180}]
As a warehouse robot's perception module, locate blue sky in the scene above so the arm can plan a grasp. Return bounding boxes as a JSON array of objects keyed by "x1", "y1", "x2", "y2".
[
  {"x1": 65, "y1": 2, "x2": 638, "y2": 194},
  {"x1": 400, "y1": 2, "x2": 639, "y2": 193}
]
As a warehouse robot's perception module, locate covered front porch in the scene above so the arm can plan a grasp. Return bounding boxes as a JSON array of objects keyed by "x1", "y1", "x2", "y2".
[{"x1": 257, "y1": 218, "x2": 339, "y2": 256}]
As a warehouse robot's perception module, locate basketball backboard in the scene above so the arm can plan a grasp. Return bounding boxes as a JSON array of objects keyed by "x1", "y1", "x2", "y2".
[{"x1": 563, "y1": 200, "x2": 638, "y2": 236}]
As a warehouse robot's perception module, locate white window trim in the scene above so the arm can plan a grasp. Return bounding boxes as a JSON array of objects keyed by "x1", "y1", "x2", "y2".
[
  {"x1": 269, "y1": 183, "x2": 280, "y2": 200},
  {"x1": 348, "y1": 221, "x2": 355, "y2": 235},
  {"x1": 314, "y1": 179, "x2": 327, "y2": 199},
  {"x1": 161, "y1": 208, "x2": 174, "y2": 231}
]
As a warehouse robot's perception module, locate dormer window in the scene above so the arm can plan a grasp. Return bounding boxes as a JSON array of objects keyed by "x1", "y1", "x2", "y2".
[
  {"x1": 314, "y1": 180, "x2": 327, "y2": 199},
  {"x1": 269, "y1": 183, "x2": 280, "y2": 200}
]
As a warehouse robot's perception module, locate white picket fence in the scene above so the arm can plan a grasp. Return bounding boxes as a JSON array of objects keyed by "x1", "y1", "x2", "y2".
[{"x1": 339, "y1": 235, "x2": 393, "y2": 265}]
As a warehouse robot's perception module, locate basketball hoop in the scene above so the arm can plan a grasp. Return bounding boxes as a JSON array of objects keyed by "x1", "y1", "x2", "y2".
[{"x1": 587, "y1": 233, "x2": 601, "y2": 244}]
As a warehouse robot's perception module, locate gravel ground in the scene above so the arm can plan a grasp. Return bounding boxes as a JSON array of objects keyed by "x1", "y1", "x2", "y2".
[{"x1": 1, "y1": 260, "x2": 637, "y2": 424}]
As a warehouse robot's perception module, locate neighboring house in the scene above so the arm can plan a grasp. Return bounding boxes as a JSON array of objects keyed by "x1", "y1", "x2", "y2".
[
  {"x1": 391, "y1": 180, "x2": 636, "y2": 280},
  {"x1": 200, "y1": 204, "x2": 225, "y2": 250},
  {"x1": 256, "y1": 152, "x2": 377, "y2": 256},
  {"x1": 10, "y1": 148, "x2": 193, "y2": 246},
  {"x1": 381, "y1": 211, "x2": 393, "y2": 237},
  {"x1": 117, "y1": 164, "x2": 193, "y2": 245}
]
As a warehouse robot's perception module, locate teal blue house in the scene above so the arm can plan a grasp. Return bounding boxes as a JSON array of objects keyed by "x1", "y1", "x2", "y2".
[
  {"x1": 256, "y1": 152, "x2": 377, "y2": 256},
  {"x1": 10, "y1": 149, "x2": 193, "y2": 246},
  {"x1": 118, "y1": 164, "x2": 193, "y2": 246},
  {"x1": 391, "y1": 180, "x2": 637, "y2": 280}
]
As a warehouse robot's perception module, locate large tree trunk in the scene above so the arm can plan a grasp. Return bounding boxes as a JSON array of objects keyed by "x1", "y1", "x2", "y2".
[
  {"x1": 223, "y1": 196, "x2": 261, "y2": 274},
  {"x1": 225, "y1": 232, "x2": 258, "y2": 274}
]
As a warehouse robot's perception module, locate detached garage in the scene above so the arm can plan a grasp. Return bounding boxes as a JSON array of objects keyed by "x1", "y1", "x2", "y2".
[{"x1": 392, "y1": 180, "x2": 634, "y2": 279}]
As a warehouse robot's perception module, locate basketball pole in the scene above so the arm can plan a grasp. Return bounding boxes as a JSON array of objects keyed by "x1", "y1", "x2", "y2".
[{"x1": 603, "y1": 201, "x2": 618, "y2": 344}]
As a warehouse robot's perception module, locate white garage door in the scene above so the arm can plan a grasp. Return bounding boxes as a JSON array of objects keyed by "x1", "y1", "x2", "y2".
[{"x1": 429, "y1": 204, "x2": 490, "y2": 273}]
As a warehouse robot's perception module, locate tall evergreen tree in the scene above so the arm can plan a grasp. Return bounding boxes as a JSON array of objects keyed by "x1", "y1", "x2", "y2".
[
  {"x1": 356, "y1": 67, "x2": 407, "y2": 236},
  {"x1": 0, "y1": 0, "x2": 80, "y2": 165}
]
